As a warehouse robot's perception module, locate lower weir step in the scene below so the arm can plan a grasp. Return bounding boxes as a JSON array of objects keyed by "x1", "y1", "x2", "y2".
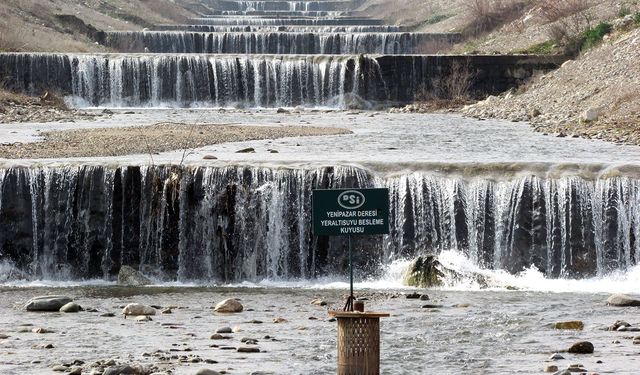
[{"x1": 0, "y1": 165, "x2": 637, "y2": 281}]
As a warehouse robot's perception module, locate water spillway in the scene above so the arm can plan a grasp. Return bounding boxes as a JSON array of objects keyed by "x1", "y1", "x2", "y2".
[
  {"x1": 0, "y1": 53, "x2": 390, "y2": 108},
  {"x1": 187, "y1": 17, "x2": 385, "y2": 26},
  {"x1": 206, "y1": 10, "x2": 349, "y2": 17},
  {"x1": 0, "y1": 165, "x2": 637, "y2": 281},
  {"x1": 153, "y1": 25, "x2": 409, "y2": 33},
  {"x1": 102, "y1": 31, "x2": 461, "y2": 55},
  {"x1": 0, "y1": 52, "x2": 564, "y2": 108},
  {"x1": 213, "y1": 0, "x2": 359, "y2": 12}
]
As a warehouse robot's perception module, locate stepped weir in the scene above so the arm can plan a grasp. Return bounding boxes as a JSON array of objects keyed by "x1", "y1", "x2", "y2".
[{"x1": 1, "y1": 0, "x2": 635, "y2": 284}]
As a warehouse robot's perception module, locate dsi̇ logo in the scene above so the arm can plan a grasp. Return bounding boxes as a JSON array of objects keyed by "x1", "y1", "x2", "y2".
[{"x1": 338, "y1": 190, "x2": 365, "y2": 209}]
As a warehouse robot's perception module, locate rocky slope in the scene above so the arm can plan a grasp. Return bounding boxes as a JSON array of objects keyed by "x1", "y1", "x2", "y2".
[
  {"x1": 0, "y1": 0, "x2": 196, "y2": 52},
  {"x1": 360, "y1": 0, "x2": 640, "y2": 145},
  {"x1": 463, "y1": 22, "x2": 640, "y2": 144}
]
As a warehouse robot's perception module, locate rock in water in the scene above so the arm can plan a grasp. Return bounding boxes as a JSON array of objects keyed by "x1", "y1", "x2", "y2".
[
  {"x1": 403, "y1": 255, "x2": 488, "y2": 288},
  {"x1": 214, "y1": 299, "x2": 243, "y2": 313},
  {"x1": 567, "y1": 341, "x2": 594, "y2": 354},
  {"x1": 553, "y1": 321, "x2": 584, "y2": 330},
  {"x1": 195, "y1": 369, "x2": 221, "y2": 375},
  {"x1": 403, "y1": 256, "x2": 447, "y2": 287},
  {"x1": 122, "y1": 303, "x2": 156, "y2": 316},
  {"x1": 117, "y1": 265, "x2": 151, "y2": 286},
  {"x1": 607, "y1": 294, "x2": 640, "y2": 307},
  {"x1": 59, "y1": 302, "x2": 81, "y2": 313},
  {"x1": 25, "y1": 296, "x2": 73, "y2": 311},
  {"x1": 103, "y1": 365, "x2": 134, "y2": 375}
]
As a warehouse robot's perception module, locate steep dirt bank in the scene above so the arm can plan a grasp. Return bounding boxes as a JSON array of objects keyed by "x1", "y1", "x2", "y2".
[{"x1": 0, "y1": 0, "x2": 196, "y2": 52}]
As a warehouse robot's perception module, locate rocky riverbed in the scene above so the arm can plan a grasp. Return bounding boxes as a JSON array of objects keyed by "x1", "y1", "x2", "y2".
[{"x1": 1, "y1": 283, "x2": 640, "y2": 374}]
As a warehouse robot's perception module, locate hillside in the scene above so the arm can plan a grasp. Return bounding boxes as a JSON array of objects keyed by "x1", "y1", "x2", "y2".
[
  {"x1": 359, "y1": 0, "x2": 640, "y2": 144},
  {"x1": 0, "y1": 0, "x2": 197, "y2": 52}
]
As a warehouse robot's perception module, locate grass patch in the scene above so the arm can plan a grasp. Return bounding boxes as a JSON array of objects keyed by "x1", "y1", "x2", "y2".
[
  {"x1": 515, "y1": 40, "x2": 557, "y2": 54},
  {"x1": 635, "y1": 12, "x2": 640, "y2": 25},
  {"x1": 581, "y1": 21, "x2": 612, "y2": 50},
  {"x1": 420, "y1": 14, "x2": 452, "y2": 26},
  {"x1": 618, "y1": 6, "x2": 632, "y2": 18}
]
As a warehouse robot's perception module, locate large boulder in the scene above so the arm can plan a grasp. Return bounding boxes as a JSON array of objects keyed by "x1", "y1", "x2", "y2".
[
  {"x1": 214, "y1": 299, "x2": 243, "y2": 313},
  {"x1": 607, "y1": 294, "x2": 640, "y2": 307},
  {"x1": 117, "y1": 265, "x2": 151, "y2": 286},
  {"x1": 122, "y1": 303, "x2": 156, "y2": 316},
  {"x1": 403, "y1": 255, "x2": 489, "y2": 288},
  {"x1": 25, "y1": 296, "x2": 73, "y2": 312}
]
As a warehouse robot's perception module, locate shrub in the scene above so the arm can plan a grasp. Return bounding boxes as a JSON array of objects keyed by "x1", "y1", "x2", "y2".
[
  {"x1": 462, "y1": 0, "x2": 529, "y2": 37},
  {"x1": 417, "y1": 60, "x2": 478, "y2": 101},
  {"x1": 618, "y1": 7, "x2": 631, "y2": 18},
  {"x1": 635, "y1": 12, "x2": 640, "y2": 25},
  {"x1": 538, "y1": 0, "x2": 594, "y2": 45},
  {"x1": 581, "y1": 22, "x2": 612, "y2": 50}
]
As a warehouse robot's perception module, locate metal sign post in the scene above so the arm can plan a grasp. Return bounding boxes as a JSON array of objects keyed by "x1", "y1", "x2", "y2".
[{"x1": 312, "y1": 188, "x2": 389, "y2": 311}]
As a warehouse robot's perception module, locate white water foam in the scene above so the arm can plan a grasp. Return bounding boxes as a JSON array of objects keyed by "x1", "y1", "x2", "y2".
[{"x1": 432, "y1": 249, "x2": 640, "y2": 294}]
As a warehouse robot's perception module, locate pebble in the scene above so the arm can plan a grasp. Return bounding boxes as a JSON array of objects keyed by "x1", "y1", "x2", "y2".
[
  {"x1": 215, "y1": 327, "x2": 233, "y2": 334},
  {"x1": 553, "y1": 321, "x2": 584, "y2": 330},
  {"x1": 310, "y1": 298, "x2": 327, "y2": 306},
  {"x1": 544, "y1": 365, "x2": 558, "y2": 372},
  {"x1": 194, "y1": 370, "x2": 221, "y2": 375},
  {"x1": 273, "y1": 317, "x2": 288, "y2": 323},
  {"x1": 210, "y1": 334, "x2": 231, "y2": 340},
  {"x1": 567, "y1": 341, "x2": 594, "y2": 354},
  {"x1": 237, "y1": 346, "x2": 260, "y2": 353},
  {"x1": 549, "y1": 353, "x2": 565, "y2": 360},
  {"x1": 422, "y1": 304, "x2": 443, "y2": 309}
]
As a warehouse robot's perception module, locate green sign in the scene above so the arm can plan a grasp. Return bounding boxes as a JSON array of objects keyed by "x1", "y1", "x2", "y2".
[{"x1": 312, "y1": 188, "x2": 390, "y2": 236}]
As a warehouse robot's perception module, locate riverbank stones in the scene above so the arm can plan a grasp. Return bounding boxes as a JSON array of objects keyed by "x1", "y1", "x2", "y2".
[
  {"x1": 214, "y1": 298, "x2": 243, "y2": 313},
  {"x1": 60, "y1": 302, "x2": 81, "y2": 313},
  {"x1": 553, "y1": 321, "x2": 584, "y2": 330},
  {"x1": 122, "y1": 303, "x2": 156, "y2": 316},
  {"x1": 567, "y1": 341, "x2": 594, "y2": 354},
  {"x1": 607, "y1": 294, "x2": 640, "y2": 307},
  {"x1": 195, "y1": 369, "x2": 221, "y2": 375},
  {"x1": 25, "y1": 295, "x2": 73, "y2": 311}
]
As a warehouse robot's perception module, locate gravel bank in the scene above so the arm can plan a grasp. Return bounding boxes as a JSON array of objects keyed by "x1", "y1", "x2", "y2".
[
  {"x1": 462, "y1": 26, "x2": 640, "y2": 145},
  {"x1": 0, "y1": 122, "x2": 352, "y2": 159}
]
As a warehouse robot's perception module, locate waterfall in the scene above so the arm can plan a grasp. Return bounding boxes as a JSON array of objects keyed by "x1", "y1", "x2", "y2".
[
  {"x1": 153, "y1": 25, "x2": 408, "y2": 32},
  {"x1": 188, "y1": 18, "x2": 384, "y2": 26},
  {"x1": 1, "y1": 165, "x2": 638, "y2": 282},
  {"x1": 0, "y1": 53, "x2": 389, "y2": 108},
  {"x1": 102, "y1": 31, "x2": 459, "y2": 55}
]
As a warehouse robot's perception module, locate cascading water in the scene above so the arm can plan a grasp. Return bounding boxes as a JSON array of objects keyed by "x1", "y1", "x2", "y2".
[
  {"x1": 153, "y1": 25, "x2": 408, "y2": 33},
  {"x1": 102, "y1": 31, "x2": 460, "y2": 54},
  {"x1": 1, "y1": 165, "x2": 638, "y2": 282},
  {"x1": 188, "y1": 17, "x2": 384, "y2": 26},
  {"x1": 0, "y1": 53, "x2": 389, "y2": 108}
]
